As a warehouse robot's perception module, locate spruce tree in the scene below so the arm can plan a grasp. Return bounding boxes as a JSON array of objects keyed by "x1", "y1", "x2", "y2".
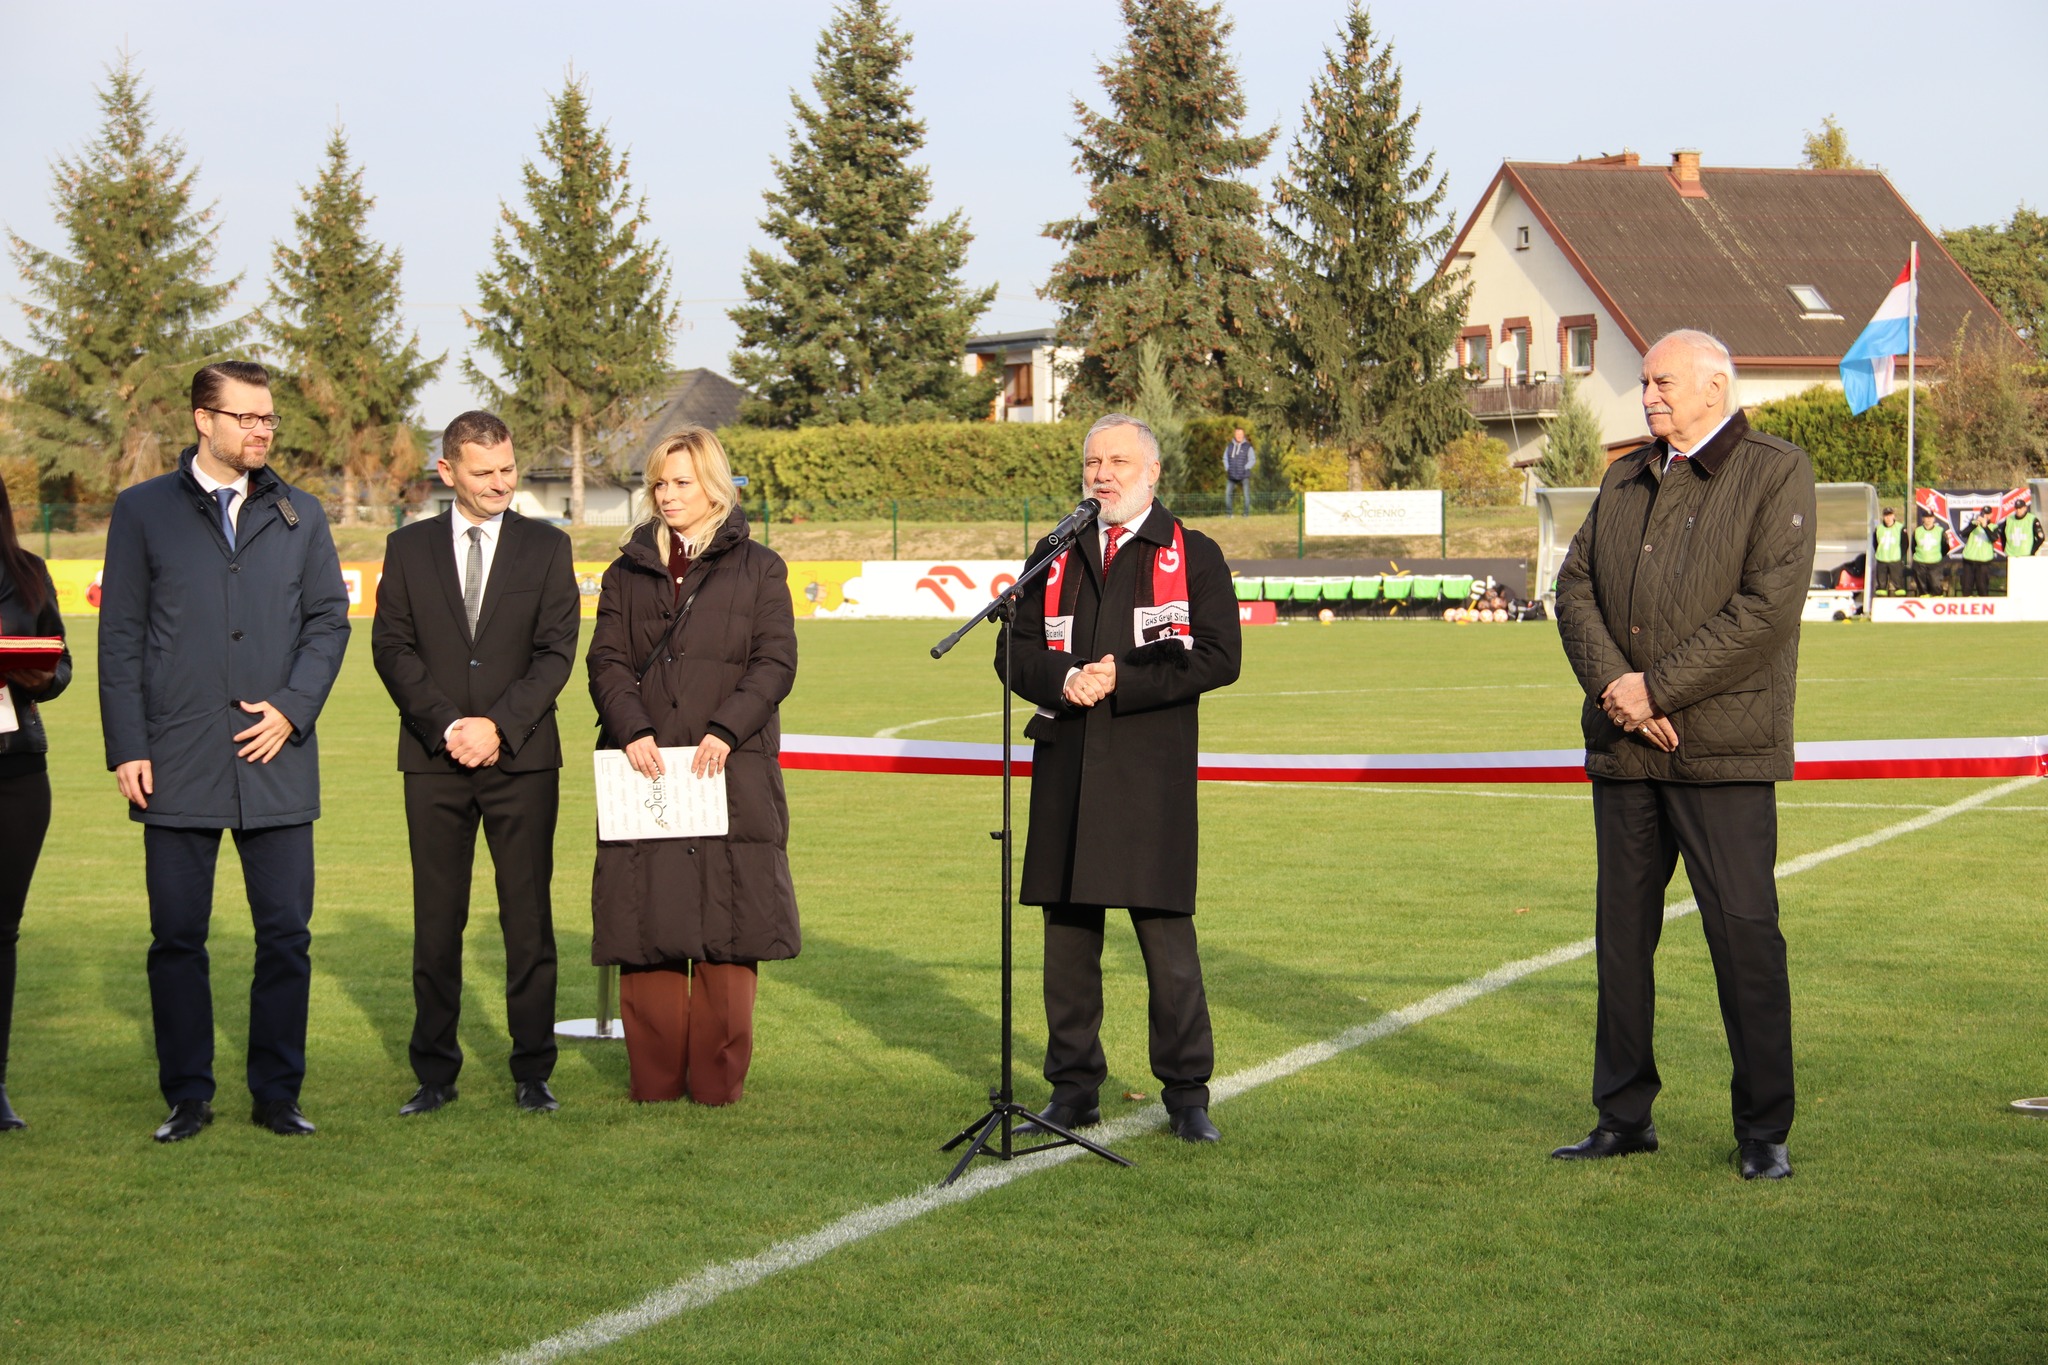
[
  {"x1": 4, "y1": 55, "x2": 243, "y2": 495},
  {"x1": 730, "y1": 0, "x2": 995, "y2": 427},
  {"x1": 1264, "y1": 4, "x2": 1470, "y2": 490},
  {"x1": 263, "y1": 129, "x2": 442, "y2": 523},
  {"x1": 1538, "y1": 370, "x2": 1607, "y2": 487},
  {"x1": 466, "y1": 76, "x2": 675, "y2": 524},
  {"x1": 1043, "y1": 0, "x2": 1274, "y2": 411},
  {"x1": 1130, "y1": 338, "x2": 1189, "y2": 502}
]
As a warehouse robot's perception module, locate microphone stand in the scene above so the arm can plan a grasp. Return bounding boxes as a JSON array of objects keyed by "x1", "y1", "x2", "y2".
[{"x1": 929, "y1": 511, "x2": 1133, "y2": 1186}]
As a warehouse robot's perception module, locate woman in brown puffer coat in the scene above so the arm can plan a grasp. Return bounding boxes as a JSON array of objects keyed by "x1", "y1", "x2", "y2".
[{"x1": 586, "y1": 426, "x2": 798, "y2": 1104}]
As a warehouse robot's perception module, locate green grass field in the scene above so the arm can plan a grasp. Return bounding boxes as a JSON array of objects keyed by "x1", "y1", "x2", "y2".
[{"x1": 3, "y1": 617, "x2": 2044, "y2": 1363}]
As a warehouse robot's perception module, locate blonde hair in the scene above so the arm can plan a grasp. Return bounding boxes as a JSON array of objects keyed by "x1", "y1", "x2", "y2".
[{"x1": 631, "y1": 425, "x2": 739, "y2": 557}]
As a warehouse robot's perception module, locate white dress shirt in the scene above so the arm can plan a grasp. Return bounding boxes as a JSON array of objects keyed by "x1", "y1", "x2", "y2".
[
  {"x1": 191, "y1": 462, "x2": 250, "y2": 534},
  {"x1": 1666, "y1": 413, "x2": 1733, "y2": 474},
  {"x1": 452, "y1": 509, "x2": 505, "y2": 601}
]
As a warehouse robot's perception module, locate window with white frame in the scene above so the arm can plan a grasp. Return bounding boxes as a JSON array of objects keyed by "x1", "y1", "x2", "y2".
[{"x1": 1567, "y1": 326, "x2": 1594, "y2": 372}]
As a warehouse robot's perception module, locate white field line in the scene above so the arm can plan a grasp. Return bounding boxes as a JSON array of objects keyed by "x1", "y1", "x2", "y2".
[{"x1": 484, "y1": 775, "x2": 2040, "y2": 1365}]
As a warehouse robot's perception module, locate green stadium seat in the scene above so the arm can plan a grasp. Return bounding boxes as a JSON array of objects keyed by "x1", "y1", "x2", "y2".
[
  {"x1": 1381, "y1": 576, "x2": 1413, "y2": 602},
  {"x1": 1440, "y1": 575, "x2": 1474, "y2": 603},
  {"x1": 1263, "y1": 578, "x2": 1295, "y2": 602},
  {"x1": 1319, "y1": 579, "x2": 1352, "y2": 602},
  {"x1": 1233, "y1": 577, "x2": 1263, "y2": 602},
  {"x1": 1352, "y1": 576, "x2": 1382, "y2": 601},
  {"x1": 1410, "y1": 576, "x2": 1443, "y2": 604}
]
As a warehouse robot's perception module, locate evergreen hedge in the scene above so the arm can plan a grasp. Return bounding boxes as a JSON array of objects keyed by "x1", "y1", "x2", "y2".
[
  {"x1": 717, "y1": 421, "x2": 1089, "y2": 519},
  {"x1": 1745, "y1": 384, "x2": 1933, "y2": 489}
]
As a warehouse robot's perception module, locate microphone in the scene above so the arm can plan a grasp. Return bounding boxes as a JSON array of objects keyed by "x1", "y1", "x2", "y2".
[{"x1": 1046, "y1": 497, "x2": 1102, "y2": 546}]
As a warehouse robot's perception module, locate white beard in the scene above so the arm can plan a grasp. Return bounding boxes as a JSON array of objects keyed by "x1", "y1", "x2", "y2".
[{"x1": 1095, "y1": 482, "x2": 1155, "y2": 526}]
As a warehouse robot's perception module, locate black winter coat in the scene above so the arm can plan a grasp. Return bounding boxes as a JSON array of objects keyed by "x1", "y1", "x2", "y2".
[
  {"x1": 586, "y1": 511, "x2": 800, "y2": 965},
  {"x1": 0, "y1": 555, "x2": 70, "y2": 766},
  {"x1": 1556, "y1": 412, "x2": 1817, "y2": 783},
  {"x1": 99, "y1": 449, "x2": 351, "y2": 828},
  {"x1": 998, "y1": 505, "x2": 1241, "y2": 914}
]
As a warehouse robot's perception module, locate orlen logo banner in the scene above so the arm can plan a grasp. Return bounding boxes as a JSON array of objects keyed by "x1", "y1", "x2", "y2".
[
  {"x1": 812, "y1": 561, "x2": 1024, "y2": 618},
  {"x1": 1876, "y1": 597, "x2": 2011, "y2": 622}
]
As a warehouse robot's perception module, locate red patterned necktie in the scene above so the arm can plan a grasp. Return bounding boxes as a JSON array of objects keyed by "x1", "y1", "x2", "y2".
[{"x1": 1102, "y1": 525, "x2": 1127, "y2": 570}]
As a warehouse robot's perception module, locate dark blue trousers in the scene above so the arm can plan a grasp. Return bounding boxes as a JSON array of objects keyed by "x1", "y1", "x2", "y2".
[{"x1": 144, "y1": 823, "x2": 315, "y2": 1105}]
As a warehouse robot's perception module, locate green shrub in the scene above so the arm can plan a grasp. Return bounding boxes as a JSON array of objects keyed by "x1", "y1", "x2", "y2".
[
  {"x1": 1280, "y1": 444, "x2": 1356, "y2": 491},
  {"x1": 1745, "y1": 384, "x2": 1934, "y2": 488},
  {"x1": 1437, "y1": 430, "x2": 1521, "y2": 506},
  {"x1": 717, "y1": 420, "x2": 1088, "y2": 519}
]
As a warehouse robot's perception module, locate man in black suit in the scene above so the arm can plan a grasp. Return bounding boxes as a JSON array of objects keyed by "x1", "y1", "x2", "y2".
[{"x1": 372, "y1": 410, "x2": 580, "y2": 1116}]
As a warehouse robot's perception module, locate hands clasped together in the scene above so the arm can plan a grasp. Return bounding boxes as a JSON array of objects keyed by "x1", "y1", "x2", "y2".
[
  {"x1": 1061, "y1": 653, "x2": 1118, "y2": 709},
  {"x1": 623, "y1": 733, "x2": 731, "y2": 781},
  {"x1": 1601, "y1": 671, "x2": 1679, "y2": 753}
]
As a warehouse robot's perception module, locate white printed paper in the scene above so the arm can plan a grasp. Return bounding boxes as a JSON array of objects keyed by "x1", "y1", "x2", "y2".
[
  {"x1": 0, "y1": 686, "x2": 16, "y2": 735},
  {"x1": 593, "y1": 747, "x2": 729, "y2": 841}
]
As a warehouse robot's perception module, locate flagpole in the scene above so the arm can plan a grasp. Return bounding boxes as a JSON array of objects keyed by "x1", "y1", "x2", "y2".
[{"x1": 1905, "y1": 241, "x2": 1918, "y2": 517}]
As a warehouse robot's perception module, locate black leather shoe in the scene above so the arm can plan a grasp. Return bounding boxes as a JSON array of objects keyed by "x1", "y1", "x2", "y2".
[
  {"x1": 1168, "y1": 1106, "x2": 1221, "y2": 1143},
  {"x1": 154, "y1": 1099, "x2": 214, "y2": 1143},
  {"x1": 515, "y1": 1080, "x2": 560, "y2": 1113},
  {"x1": 0, "y1": 1084, "x2": 23, "y2": 1131},
  {"x1": 1012, "y1": 1101, "x2": 1100, "y2": 1138},
  {"x1": 1551, "y1": 1125, "x2": 1658, "y2": 1160},
  {"x1": 1736, "y1": 1140, "x2": 1793, "y2": 1180},
  {"x1": 399, "y1": 1083, "x2": 457, "y2": 1116},
  {"x1": 252, "y1": 1099, "x2": 316, "y2": 1136}
]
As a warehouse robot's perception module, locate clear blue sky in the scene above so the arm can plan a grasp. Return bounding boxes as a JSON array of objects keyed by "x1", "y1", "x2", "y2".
[{"x1": 3, "y1": 0, "x2": 2041, "y2": 430}]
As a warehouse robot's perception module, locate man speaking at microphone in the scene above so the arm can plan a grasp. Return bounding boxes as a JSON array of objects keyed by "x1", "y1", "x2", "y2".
[{"x1": 997, "y1": 414, "x2": 1242, "y2": 1143}]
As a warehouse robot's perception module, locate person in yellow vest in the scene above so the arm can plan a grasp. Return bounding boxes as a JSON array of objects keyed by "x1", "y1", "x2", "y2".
[
  {"x1": 1910, "y1": 509, "x2": 1949, "y2": 596},
  {"x1": 1958, "y1": 511, "x2": 1998, "y2": 596},
  {"x1": 1871, "y1": 508, "x2": 1906, "y2": 596},
  {"x1": 2002, "y1": 493, "x2": 2041, "y2": 560}
]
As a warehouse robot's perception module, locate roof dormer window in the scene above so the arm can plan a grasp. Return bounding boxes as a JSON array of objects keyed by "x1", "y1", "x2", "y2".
[{"x1": 1788, "y1": 285, "x2": 1841, "y2": 320}]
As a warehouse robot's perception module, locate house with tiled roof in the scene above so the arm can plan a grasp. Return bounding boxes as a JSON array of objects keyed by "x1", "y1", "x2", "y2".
[{"x1": 1445, "y1": 149, "x2": 2009, "y2": 464}]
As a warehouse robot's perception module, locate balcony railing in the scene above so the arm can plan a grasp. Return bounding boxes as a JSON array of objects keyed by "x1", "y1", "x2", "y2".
[{"x1": 1466, "y1": 378, "x2": 1562, "y2": 420}]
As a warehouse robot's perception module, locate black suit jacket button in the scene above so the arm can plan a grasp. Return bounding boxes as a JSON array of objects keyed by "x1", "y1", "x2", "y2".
[
  {"x1": 231, "y1": 630, "x2": 244, "y2": 641},
  {"x1": 470, "y1": 659, "x2": 481, "y2": 668},
  {"x1": 229, "y1": 564, "x2": 240, "y2": 573}
]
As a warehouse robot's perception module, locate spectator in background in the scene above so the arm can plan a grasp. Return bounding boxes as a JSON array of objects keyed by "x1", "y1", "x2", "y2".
[
  {"x1": 1871, "y1": 508, "x2": 1906, "y2": 597},
  {"x1": 1958, "y1": 511, "x2": 1997, "y2": 597},
  {"x1": 0, "y1": 479, "x2": 71, "y2": 1133},
  {"x1": 1910, "y1": 509, "x2": 1949, "y2": 597},
  {"x1": 2003, "y1": 492, "x2": 2041, "y2": 561},
  {"x1": 1222, "y1": 427, "x2": 1257, "y2": 518}
]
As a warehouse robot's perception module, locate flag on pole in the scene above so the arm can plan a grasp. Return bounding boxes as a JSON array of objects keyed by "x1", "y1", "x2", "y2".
[{"x1": 1840, "y1": 251, "x2": 1917, "y2": 414}]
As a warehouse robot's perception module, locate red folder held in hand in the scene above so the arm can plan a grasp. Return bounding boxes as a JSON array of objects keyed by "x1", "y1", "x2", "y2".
[{"x1": 0, "y1": 636, "x2": 64, "y2": 671}]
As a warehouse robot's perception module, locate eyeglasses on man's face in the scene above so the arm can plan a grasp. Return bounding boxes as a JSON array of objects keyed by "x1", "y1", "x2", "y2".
[{"x1": 200, "y1": 407, "x2": 281, "y2": 431}]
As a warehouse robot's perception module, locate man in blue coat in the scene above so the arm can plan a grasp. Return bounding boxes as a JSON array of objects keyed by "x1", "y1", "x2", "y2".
[{"x1": 99, "y1": 362, "x2": 350, "y2": 1142}]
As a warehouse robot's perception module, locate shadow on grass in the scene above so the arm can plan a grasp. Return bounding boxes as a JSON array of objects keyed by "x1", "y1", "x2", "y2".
[{"x1": 779, "y1": 936, "x2": 999, "y2": 1085}]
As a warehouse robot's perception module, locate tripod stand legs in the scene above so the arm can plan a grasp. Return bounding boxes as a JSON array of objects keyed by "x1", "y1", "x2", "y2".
[{"x1": 940, "y1": 1100, "x2": 1133, "y2": 1186}]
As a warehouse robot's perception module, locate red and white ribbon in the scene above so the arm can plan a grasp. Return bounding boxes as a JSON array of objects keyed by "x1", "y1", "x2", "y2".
[{"x1": 777, "y1": 733, "x2": 2048, "y2": 783}]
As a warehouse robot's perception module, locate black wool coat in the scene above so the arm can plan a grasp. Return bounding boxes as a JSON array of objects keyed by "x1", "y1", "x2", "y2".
[
  {"x1": 586, "y1": 510, "x2": 800, "y2": 965},
  {"x1": 997, "y1": 504, "x2": 1241, "y2": 915},
  {"x1": 0, "y1": 555, "x2": 71, "y2": 765},
  {"x1": 98, "y1": 448, "x2": 351, "y2": 828},
  {"x1": 371, "y1": 510, "x2": 580, "y2": 773}
]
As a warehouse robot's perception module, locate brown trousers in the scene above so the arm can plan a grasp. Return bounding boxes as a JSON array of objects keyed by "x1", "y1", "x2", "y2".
[{"x1": 617, "y1": 961, "x2": 758, "y2": 1104}]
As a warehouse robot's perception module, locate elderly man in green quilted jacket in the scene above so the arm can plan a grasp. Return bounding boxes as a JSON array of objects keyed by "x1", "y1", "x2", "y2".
[{"x1": 1553, "y1": 329, "x2": 1817, "y2": 1182}]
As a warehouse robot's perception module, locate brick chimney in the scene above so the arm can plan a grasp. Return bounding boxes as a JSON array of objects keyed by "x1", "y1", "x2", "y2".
[{"x1": 1668, "y1": 148, "x2": 1707, "y2": 198}]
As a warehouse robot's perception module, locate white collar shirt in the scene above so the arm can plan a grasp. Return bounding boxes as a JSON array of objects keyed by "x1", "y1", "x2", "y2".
[
  {"x1": 190, "y1": 462, "x2": 251, "y2": 533},
  {"x1": 453, "y1": 510, "x2": 506, "y2": 600},
  {"x1": 1665, "y1": 413, "x2": 1733, "y2": 474}
]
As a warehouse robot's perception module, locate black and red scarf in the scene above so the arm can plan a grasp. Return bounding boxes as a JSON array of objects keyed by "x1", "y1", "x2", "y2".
[{"x1": 1042, "y1": 519, "x2": 1194, "y2": 652}]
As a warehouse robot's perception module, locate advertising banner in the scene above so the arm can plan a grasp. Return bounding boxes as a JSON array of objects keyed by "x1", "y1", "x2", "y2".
[
  {"x1": 1871, "y1": 558, "x2": 2048, "y2": 622},
  {"x1": 809, "y1": 560, "x2": 1024, "y2": 619},
  {"x1": 1915, "y1": 485, "x2": 2030, "y2": 558},
  {"x1": 1304, "y1": 491, "x2": 1443, "y2": 538}
]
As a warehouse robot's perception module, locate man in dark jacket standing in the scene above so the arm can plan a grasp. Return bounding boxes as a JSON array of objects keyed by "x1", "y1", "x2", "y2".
[
  {"x1": 999, "y1": 414, "x2": 1242, "y2": 1143},
  {"x1": 1553, "y1": 330, "x2": 1816, "y2": 1181},
  {"x1": 372, "y1": 411, "x2": 579, "y2": 1117},
  {"x1": 100, "y1": 362, "x2": 350, "y2": 1142},
  {"x1": 1222, "y1": 427, "x2": 1257, "y2": 517}
]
